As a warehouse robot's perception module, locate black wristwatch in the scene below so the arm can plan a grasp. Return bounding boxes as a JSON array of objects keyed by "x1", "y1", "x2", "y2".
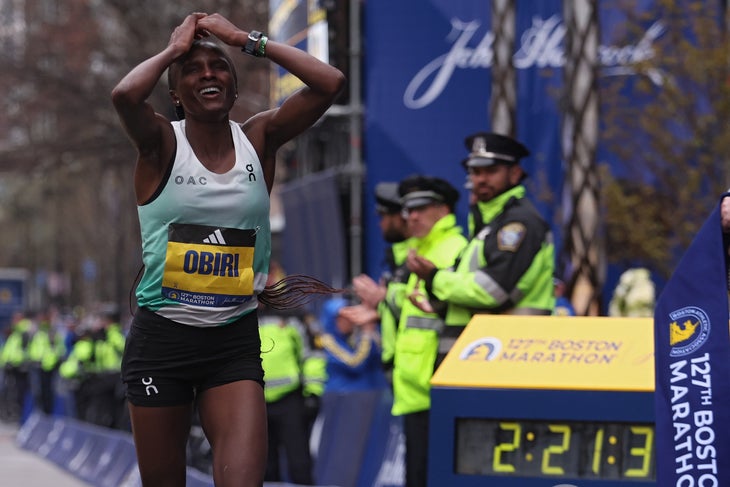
[{"x1": 242, "y1": 30, "x2": 262, "y2": 56}]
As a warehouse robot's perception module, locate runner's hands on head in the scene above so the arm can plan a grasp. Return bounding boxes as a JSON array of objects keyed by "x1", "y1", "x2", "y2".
[
  {"x1": 196, "y1": 13, "x2": 246, "y2": 47},
  {"x1": 168, "y1": 13, "x2": 208, "y2": 57}
]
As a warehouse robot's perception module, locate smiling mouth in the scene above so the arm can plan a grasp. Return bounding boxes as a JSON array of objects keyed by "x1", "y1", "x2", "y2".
[{"x1": 199, "y1": 87, "x2": 222, "y2": 96}]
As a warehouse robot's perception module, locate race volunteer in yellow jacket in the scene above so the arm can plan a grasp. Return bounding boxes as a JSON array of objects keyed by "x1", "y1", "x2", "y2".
[
  {"x1": 407, "y1": 132, "x2": 555, "y2": 353},
  {"x1": 391, "y1": 175, "x2": 468, "y2": 487},
  {"x1": 259, "y1": 312, "x2": 314, "y2": 485}
]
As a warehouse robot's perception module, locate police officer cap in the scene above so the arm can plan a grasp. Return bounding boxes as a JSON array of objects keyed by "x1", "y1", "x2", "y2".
[
  {"x1": 374, "y1": 182, "x2": 402, "y2": 214},
  {"x1": 398, "y1": 175, "x2": 460, "y2": 211},
  {"x1": 461, "y1": 132, "x2": 530, "y2": 170}
]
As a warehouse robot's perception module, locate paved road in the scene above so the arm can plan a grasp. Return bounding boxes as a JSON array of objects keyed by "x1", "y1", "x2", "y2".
[{"x1": 0, "y1": 420, "x2": 91, "y2": 487}]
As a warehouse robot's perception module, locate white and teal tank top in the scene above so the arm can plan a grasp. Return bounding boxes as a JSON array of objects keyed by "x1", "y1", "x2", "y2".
[{"x1": 136, "y1": 120, "x2": 271, "y2": 327}]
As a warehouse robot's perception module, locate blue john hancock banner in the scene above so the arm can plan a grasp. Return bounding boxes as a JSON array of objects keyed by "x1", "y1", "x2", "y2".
[{"x1": 654, "y1": 194, "x2": 730, "y2": 486}]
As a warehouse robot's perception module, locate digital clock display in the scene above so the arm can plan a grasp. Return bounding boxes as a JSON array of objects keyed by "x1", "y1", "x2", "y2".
[{"x1": 455, "y1": 418, "x2": 655, "y2": 480}]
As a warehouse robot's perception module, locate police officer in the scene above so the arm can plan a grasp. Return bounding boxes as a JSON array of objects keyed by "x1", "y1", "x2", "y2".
[
  {"x1": 392, "y1": 175, "x2": 468, "y2": 487},
  {"x1": 350, "y1": 182, "x2": 414, "y2": 378},
  {"x1": 407, "y1": 132, "x2": 555, "y2": 346}
]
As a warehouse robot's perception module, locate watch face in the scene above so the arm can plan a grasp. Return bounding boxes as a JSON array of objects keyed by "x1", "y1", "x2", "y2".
[{"x1": 244, "y1": 31, "x2": 262, "y2": 56}]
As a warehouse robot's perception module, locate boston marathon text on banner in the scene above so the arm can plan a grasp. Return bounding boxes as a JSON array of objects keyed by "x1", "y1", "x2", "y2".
[
  {"x1": 653, "y1": 196, "x2": 730, "y2": 487},
  {"x1": 496, "y1": 338, "x2": 624, "y2": 365}
]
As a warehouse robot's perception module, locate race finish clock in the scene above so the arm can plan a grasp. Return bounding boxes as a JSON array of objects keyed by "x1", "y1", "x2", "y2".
[{"x1": 429, "y1": 315, "x2": 655, "y2": 486}]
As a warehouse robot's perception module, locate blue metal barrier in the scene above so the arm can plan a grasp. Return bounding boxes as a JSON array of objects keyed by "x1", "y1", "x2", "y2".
[
  {"x1": 16, "y1": 389, "x2": 405, "y2": 487},
  {"x1": 314, "y1": 389, "x2": 404, "y2": 487},
  {"x1": 18, "y1": 412, "x2": 138, "y2": 487}
]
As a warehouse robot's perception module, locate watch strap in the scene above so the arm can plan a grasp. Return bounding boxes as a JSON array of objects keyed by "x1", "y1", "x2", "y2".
[{"x1": 242, "y1": 30, "x2": 262, "y2": 56}]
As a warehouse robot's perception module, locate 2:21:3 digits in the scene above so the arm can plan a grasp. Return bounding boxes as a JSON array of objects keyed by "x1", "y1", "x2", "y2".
[{"x1": 455, "y1": 418, "x2": 655, "y2": 480}]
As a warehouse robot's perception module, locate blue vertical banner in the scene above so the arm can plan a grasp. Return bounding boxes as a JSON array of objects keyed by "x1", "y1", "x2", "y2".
[
  {"x1": 364, "y1": 0, "x2": 491, "y2": 276},
  {"x1": 514, "y1": 0, "x2": 563, "y2": 254},
  {"x1": 653, "y1": 195, "x2": 730, "y2": 486}
]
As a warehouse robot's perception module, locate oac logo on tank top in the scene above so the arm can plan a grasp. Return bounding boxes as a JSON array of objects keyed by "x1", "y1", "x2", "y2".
[{"x1": 162, "y1": 223, "x2": 256, "y2": 307}]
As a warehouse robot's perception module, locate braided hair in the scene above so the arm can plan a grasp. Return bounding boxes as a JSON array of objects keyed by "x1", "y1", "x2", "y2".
[{"x1": 258, "y1": 274, "x2": 344, "y2": 310}]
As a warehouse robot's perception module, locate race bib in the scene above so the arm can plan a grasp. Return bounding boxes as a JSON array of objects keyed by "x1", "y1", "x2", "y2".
[{"x1": 162, "y1": 223, "x2": 256, "y2": 307}]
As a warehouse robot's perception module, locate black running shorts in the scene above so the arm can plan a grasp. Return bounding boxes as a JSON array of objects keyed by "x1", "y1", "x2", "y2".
[{"x1": 122, "y1": 307, "x2": 264, "y2": 407}]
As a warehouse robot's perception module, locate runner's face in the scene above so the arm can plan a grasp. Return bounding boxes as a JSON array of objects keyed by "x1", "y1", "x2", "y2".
[{"x1": 174, "y1": 46, "x2": 237, "y2": 121}]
